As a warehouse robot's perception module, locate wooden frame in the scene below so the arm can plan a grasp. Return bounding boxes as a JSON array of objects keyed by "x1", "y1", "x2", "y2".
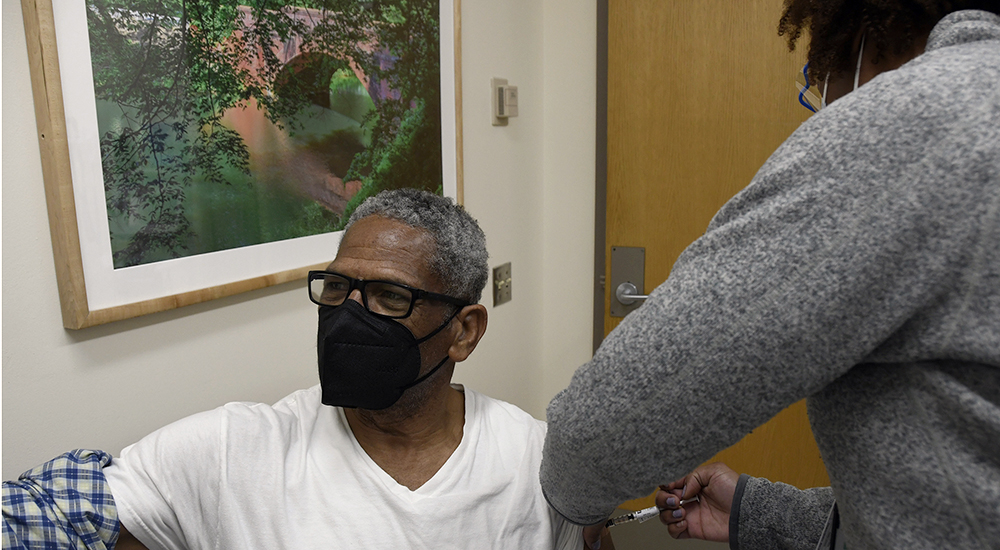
[{"x1": 21, "y1": 0, "x2": 463, "y2": 329}]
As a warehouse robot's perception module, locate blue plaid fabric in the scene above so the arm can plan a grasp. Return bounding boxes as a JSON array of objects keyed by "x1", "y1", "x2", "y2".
[{"x1": 2, "y1": 450, "x2": 120, "y2": 550}]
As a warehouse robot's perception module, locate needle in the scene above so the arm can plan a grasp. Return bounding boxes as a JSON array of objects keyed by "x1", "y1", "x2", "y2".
[{"x1": 605, "y1": 496, "x2": 700, "y2": 528}]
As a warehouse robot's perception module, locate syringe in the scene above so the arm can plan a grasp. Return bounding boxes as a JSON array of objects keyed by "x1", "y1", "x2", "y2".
[{"x1": 604, "y1": 496, "x2": 699, "y2": 528}]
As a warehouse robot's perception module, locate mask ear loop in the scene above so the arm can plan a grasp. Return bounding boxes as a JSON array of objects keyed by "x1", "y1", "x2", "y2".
[
  {"x1": 413, "y1": 305, "x2": 466, "y2": 345},
  {"x1": 401, "y1": 355, "x2": 451, "y2": 390},
  {"x1": 854, "y1": 32, "x2": 866, "y2": 91},
  {"x1": 820, "y1": 31, "x2": 865, "y2": 110},
  {"x1": 401, "y1": 306, "x2": 467, "y2": 391}
]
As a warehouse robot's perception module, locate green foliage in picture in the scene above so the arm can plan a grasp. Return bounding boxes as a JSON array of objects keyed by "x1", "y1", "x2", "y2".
[{"x1": 88, "y1": 0, "x2": 444, "y2": 268}]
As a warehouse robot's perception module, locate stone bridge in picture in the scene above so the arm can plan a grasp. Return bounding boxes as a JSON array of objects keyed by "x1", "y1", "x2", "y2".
[
  {"x1": 236, "y1": 5, "x2": 398, "y2": 107},
  {"x1": 225, "y1": 5, "x2": 400, "y2": 214}
]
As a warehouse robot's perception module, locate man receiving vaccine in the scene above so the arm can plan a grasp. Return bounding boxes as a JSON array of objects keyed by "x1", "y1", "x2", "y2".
[{"x1": 6, "y1": 189, "x2": 585, "y2": 549}]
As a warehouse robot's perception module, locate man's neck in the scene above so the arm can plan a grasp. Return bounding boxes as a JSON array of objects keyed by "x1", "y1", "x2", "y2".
[{"x1": 344, "y1": 384, "x2": 465, "y2": 490}]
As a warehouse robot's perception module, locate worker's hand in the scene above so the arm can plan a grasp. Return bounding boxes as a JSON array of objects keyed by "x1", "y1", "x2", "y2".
[
  {"x1": 655, "y1": 462, "x2": 738, "y2": 542},
  {"x1": 582, "y1": 521, "x2": 614, "y2": 550}
]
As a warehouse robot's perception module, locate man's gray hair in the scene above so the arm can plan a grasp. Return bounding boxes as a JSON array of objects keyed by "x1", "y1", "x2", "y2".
[{"x1": 344, "y1": 188, "x2": 489, "y2": 304}]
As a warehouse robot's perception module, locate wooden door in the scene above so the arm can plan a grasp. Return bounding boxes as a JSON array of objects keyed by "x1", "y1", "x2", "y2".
[{"x1": 604, "y1": 0, "x2": 830, "y2": 508}]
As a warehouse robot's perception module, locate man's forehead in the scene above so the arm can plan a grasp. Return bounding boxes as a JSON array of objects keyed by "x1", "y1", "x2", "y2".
[
  {"x1": 330, "y1": 216, "x2": 439, "y2": 287},
  {"x1": 338, "y1": 216, "x2": 433, "y2": 253}
]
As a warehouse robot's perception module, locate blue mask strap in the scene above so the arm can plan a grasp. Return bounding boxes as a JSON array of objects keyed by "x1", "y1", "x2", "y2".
[{"x1": 798, "y1": 62, "x2": 818, "y2": 113}]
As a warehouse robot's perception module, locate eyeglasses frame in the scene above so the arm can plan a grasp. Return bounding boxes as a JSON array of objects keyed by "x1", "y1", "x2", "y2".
[{"x1": 307, "y1": 270, "x2": 470, "y2": 319}]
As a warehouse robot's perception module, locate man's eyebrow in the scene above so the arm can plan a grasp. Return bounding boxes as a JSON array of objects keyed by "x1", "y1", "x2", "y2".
[{"x1": 328, "y1": 268, "x2": 426, "y2": 290}]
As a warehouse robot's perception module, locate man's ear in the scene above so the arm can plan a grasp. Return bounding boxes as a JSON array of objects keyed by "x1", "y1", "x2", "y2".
[{"x1": 448, "y1": 304, "x2": 488, "y2": 363}]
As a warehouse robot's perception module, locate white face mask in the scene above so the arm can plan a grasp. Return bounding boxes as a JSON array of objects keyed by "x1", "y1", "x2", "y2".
[{"x1": 821, "y1": 33, "x2": 866, "y2": 109}]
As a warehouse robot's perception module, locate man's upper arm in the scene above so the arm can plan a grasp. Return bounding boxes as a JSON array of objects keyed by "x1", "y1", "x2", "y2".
[
  {"x1": 104, "y1": 407, "x2": 225, "y2": 550},
  {"x1": 117, "y1": 526, "x2": 151, "y2": 550}
]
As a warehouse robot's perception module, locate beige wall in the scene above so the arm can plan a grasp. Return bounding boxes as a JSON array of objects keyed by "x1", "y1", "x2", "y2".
[{"x1": 1, "y1": 0, "x2": 596, "y2": 479}]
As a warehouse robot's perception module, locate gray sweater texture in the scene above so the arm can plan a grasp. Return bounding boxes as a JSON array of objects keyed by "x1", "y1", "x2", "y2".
[{"x1": 541, "y1": 10, "x2": 1000, "y2": 550}]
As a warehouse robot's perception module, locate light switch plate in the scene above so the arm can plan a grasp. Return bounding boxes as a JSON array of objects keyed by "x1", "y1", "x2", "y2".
[
  {"x1": 492, "y1": 262, "x2": 512, "y2": 306},
  {"x1": 503, "y1": 86, "x2": 518, "y2": 117},
  {"x1": 491, "y1": 77, "x2": 509, "y2": 126}
]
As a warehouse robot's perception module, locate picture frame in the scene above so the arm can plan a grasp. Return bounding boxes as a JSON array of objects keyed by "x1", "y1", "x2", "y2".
[{"x1": 20, "y1": 0, "x2": 463, "y2": 330}]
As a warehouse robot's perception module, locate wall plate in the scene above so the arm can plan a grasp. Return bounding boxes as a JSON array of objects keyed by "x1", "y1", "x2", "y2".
[{"x1": 492, "y1": 262, "x2": 512, "y2": 306}]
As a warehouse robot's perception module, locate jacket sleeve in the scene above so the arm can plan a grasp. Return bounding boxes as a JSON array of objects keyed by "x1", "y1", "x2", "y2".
[
  {"x1": 730, "y1": 475, "x2": 834, "y2": 550},
  {"x1": 3, "y1": 449, "x2": 120, "y2": 550}
]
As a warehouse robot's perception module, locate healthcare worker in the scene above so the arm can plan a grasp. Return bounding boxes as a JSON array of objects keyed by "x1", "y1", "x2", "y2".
[{"x1": 541, "y1": 1, "x2": 1000, "y2": 549}]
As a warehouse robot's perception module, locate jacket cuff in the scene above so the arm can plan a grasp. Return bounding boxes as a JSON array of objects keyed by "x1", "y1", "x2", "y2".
[{"x1": 729, "y1": 473, "x2": 750, "y2": 550}]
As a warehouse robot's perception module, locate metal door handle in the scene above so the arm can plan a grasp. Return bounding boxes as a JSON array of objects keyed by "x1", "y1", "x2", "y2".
[{"x1": 615, "y1": 282, "x2": 649, "y2": 305}]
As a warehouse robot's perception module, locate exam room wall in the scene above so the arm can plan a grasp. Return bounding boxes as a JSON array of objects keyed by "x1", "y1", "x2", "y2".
[{"x1": 1, "y1": 0, "x2": 596, "y2": 478}]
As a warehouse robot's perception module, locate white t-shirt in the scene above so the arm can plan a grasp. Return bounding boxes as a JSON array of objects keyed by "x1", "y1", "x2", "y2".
[{"x1": 105, "y1": 385, "x2": 582, "y2": 550}]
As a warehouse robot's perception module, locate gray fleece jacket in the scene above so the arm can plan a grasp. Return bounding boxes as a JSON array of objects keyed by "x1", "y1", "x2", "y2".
[{"x1": 541, "y1": 10, "x2": 1000, "y2": 550}]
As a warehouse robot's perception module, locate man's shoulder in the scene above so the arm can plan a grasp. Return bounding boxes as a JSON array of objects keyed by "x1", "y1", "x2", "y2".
[
  {"x1": 216, "y1": 385, "x2": 328, "y2": 436},
  {"x1": 117, "y1": 387, "x2": 321, "y2": 451},
  {"x1": 466, "y1": 388, "x2": 547, "y2": 438},
  {"x1": 269, "y1": 385, "x2": 324, "y2": 414}
]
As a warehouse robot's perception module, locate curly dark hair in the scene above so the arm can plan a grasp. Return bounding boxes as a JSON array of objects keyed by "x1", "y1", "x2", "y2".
[{"x1": 778, "y1": 0, "x2": 1000, "y2": 83}]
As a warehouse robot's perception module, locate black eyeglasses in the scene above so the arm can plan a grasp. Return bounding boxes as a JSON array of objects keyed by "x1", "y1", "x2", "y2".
[{"x1": 308, "y1": 271, "x2": 469, "y2": 319}]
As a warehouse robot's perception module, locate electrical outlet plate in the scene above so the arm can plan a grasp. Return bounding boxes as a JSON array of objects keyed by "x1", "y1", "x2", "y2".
[{"x1": 492, "y1": 263, "x2": 512, "y2": 306}]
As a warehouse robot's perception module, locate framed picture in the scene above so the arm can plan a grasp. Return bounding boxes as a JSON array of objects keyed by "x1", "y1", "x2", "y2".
[{"x1": 21, "y1": 0, "x2": 463, "y2": 329}]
